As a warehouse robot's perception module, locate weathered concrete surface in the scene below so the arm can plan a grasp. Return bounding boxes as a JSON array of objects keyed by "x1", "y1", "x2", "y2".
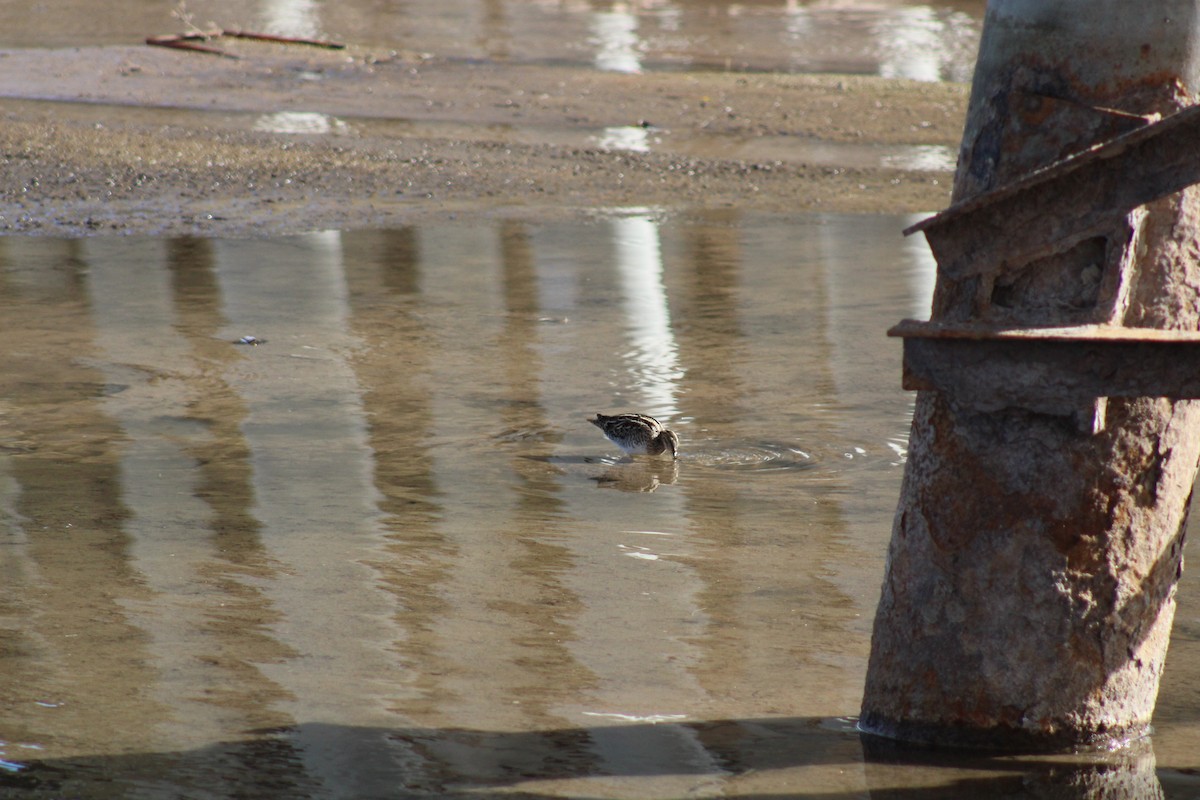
[
  {"x1": 862, "y1": 0, "x2": 1200, "y2": 750},
  {"x1": 952, "y1": 0, "x2": 1200, "y2": 200},
  {"x1": 863, "y1": 389, "x2": 1200, "y2": 749}
]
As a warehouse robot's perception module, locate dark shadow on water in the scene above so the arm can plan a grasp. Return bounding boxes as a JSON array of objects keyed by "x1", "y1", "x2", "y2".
[{"x1": 0, "y1": 716, "x2": 1183, "y2": 799}]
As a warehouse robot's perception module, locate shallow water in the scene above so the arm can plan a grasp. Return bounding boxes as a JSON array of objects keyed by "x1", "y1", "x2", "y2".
[
  {"x1": 0, "y1": 0, "x2": 984, "y2": 81},
  {"x1": 1, "y1": 212, "x2": 1199, "y2": 797}
]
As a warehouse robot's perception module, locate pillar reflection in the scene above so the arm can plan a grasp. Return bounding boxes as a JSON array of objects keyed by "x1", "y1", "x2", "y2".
[
  {"x1": 259, "y1": 0, "x2": 321, "y2": 39},
  {"x1": 590, "y1": 3, "x2": 643, "y2": 73},
  {"x1": 210, "y1": 233, "x2": 405, "y2": 793},
  {"x1": 612, "y1": 214, "x2": 682, "y2": 418},
  {"x1": 0, "y1": 238, "x2": 161, "y2": 754}
]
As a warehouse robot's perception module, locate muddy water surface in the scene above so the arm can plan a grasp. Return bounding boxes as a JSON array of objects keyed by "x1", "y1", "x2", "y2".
[
  {"x1": 2, "y1": 212, "x2": 1199, "y2": 797},
  {"x1": 1, "y1": 0, "x2": 983, "y2": 80}
]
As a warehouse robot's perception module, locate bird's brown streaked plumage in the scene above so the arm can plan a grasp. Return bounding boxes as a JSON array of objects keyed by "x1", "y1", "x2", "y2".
[{"x1": 589, "y1": 413, "x2": 679, "y2": 458}]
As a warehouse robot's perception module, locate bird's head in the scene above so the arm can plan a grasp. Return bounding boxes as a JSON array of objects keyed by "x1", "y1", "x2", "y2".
[{"x1": 662, "y1": 429, "x2": 680, "y2": 459}]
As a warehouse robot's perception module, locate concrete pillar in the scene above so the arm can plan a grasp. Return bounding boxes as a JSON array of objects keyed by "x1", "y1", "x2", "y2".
[{"x1": 861, "y1": 0, "x2": 1200, "y2": 750}]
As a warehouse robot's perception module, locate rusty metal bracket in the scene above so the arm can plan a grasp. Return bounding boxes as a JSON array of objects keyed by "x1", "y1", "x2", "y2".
[
  {"x1": 893, "y1": 103, "x2": 1200, "y2": 423},
  {"x1": 904, "y1": 103, "x2": 1200, "y2": 280},
  {"x1": 890, "y1": 319, "x2": 1200, "y2": 414}
]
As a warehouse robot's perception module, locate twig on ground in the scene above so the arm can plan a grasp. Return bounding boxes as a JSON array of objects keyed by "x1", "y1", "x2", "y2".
[{"x1": 145, "y1": 29, "x2": 346, "y2": 58}]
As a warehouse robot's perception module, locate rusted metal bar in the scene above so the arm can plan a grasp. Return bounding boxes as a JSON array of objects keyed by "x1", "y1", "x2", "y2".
[
  {"x1": 145, "y1": 33, "x2": 236, "y2": 58},
  {"x1": 891, "y1": 319, "x2": 1200, "y2": 412},
  {"x1": 221, "y1": 30, "x2": 346, "y2": 49},
  {"x1": 145, "y1": 29, "x2": 346, "y2": 58},
  {"x1": 904, "y1": 103, "x2": 1200, "y2": 280}
]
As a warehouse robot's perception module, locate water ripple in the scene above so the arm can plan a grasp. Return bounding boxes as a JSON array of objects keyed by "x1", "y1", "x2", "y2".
[{"x1": 686, "y1": 441, "x2": 816, "y2": 472}]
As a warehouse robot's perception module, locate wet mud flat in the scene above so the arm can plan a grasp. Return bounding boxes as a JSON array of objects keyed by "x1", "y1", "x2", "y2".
[{"x1": 0, "y1": 41, "x2": 967, "y2": 236}]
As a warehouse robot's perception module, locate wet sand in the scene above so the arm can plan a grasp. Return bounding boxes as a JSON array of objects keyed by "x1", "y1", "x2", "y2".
[{"x1": 0, "y1": 40, "x2": 967, "y2": 236}]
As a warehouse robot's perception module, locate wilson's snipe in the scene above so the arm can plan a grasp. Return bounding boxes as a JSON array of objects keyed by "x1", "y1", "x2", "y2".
[{"x1": 589, "y1": 413, "x2": 679, "y2": 458}]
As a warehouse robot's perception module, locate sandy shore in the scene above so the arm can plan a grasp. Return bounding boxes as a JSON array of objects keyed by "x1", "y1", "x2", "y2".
[{"x1": 0, "y1": 39, "x2": 968, "y2": 236}]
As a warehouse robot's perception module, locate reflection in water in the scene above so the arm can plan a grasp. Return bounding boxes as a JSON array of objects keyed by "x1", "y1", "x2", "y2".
[
  {"x1": 880, "y1": 144, "x2": 957, "y2": 172},
  {"x1": 592, "y1": 458, "x2": 678, "y2": 492},
  {"x1": 861, "y1": 733, "x2": 1165, "y2": 799},
  {"x1": 85, "y1": 239, "x2": 236, "y2": 746},
  {"x1": 590, "y1": 5, "x2": 642, "y2": 73},
  {"x1": 252, "y1": 111, "x2": 349, "y2": 135},
  {"x1": 596, "y1": 125, "x2": 654, "y2": 153},
  {"x1": 0, "y1": 213, "x2": 1195, "y2": 798},
  {"x1": 261, "y1": 0, "x2": 322, "y2": 39},
  {"x1": 612, "y1": 213, "x2": 681, "y2": 417},
  {"x1": 210, "y1": 232, "x2": 410, "y2": 791},
  {"x1": 0, "y1": 0, "x2": 984, "y2": 81},
  {"x1": 873, "y1": 5, "x2": 950, "y2": 82},
  {"x1": 780, "y1": 2, "x2": 979, "y2": 81}
]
